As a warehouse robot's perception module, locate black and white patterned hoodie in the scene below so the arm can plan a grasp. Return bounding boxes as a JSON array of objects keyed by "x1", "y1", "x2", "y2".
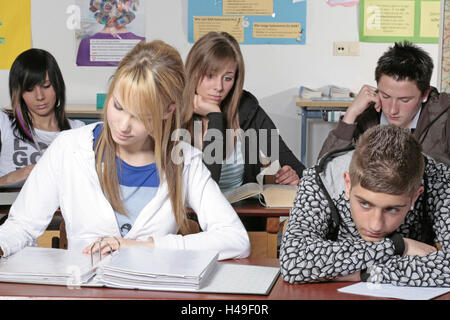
[{"x1": 280, "y1": 148, "x2": 450, "y2": 287}]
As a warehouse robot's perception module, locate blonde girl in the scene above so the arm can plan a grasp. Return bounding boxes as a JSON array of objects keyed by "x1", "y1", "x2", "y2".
[{"x1": 0, "y1": 41, "x2": 250, "y2": 261}]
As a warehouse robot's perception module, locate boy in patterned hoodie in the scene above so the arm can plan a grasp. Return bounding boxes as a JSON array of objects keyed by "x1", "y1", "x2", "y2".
[{"x1": 280, "y1": 125, "x2": 449, "y2": 286}]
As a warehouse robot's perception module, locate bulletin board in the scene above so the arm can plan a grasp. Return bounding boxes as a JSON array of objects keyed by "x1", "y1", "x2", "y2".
[
  {"x1": 359, "y1": 0, "x2": 440, "y2": 43},
  {"x1": 0, "y1": 0, "x2": 31, "y2": 69},
  {"x1": 187, "y1": 0, "x2": 307, "y2": 44},
  {"x1": 439, "y1": 0, "x2": 450, "y2": 93}
]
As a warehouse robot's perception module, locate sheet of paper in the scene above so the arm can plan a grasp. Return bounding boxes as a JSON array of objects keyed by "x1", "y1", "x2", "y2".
[
  {"x1": 338, "y1": 282, "x2": 450, "y2": 300},
  {"x1": 223, "y1": 0, "x2": 273, "y2": 16},
  {"x1": 193, "y1": 16, "x2": 244, "y2": 42},
  {"x1": 253, "y1": 22, "x2": 301, "y2": 38}
]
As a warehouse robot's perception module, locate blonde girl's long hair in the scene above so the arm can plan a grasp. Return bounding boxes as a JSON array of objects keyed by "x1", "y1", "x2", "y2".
[
  {"x1": 95, "y1": 40, "x2": 193, "y2": 235},
  {"x1": 184, "y1": 31, "x2": 245, "y2": 137}
]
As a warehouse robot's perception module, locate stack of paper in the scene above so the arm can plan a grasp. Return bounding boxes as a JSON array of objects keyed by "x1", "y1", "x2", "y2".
[
  {"x1": 299, "y1": 86, "x2": 322, "y2": 99},
  {"x1": 321, "y1": 85, "x2": 352, "y2": 98},
  {"x1": 97, "y1": 246, "x2": 219, "y2": 290}
]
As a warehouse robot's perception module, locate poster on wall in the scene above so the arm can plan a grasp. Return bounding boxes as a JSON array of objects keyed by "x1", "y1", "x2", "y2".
[
  {"x1": 0, "y1": 0, "x2": 31, "y2": 70},
  {"x1": 188, "y1": 0, "x2": 307, "y2": 44},
  {"x1": 75, "y1": 0, "x2": 146, "y2": 67},
  {"x1": 359, "y1": 0, "x2": 440, "y2": 43}
]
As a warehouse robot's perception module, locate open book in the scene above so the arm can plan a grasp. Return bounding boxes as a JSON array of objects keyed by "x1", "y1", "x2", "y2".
[
  {"x1": 223, "y1": 160, "x2": 297, "y2": 208},
  {"x1": 0, "y1": 246, "x2": 280, "y2": 295}
]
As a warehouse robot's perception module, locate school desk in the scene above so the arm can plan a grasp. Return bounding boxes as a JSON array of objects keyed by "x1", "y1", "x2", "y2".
[
  {"x1": 2, "y1": 105, "x2": 102, "y2": 125},
  {"x1": 0, "y1": 258, "x2": 448, "y2": 300},
  {"x1": 296, "y1": 98, "x2": 351, "y2": 164},
  {"x1": 66, "y1": 104, "x2": 102, "y2": 124}
]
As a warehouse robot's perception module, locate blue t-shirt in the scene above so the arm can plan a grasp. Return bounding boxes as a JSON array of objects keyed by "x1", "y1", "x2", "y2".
[{"x1": 93, "y1": 124, "x2": 159, "y2": 237}]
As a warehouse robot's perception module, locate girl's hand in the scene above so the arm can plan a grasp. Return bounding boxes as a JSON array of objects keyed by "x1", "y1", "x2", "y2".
[
  {"x1": 275, "y1": 165, "x2": 300, "y2": 186},
  {"x1": 194, "y1": 94, "x2": 221, "y2": 117},
  {"x1": 342, "y1": 85, "x2": 381, "y2": 124},
  {"x1": 83, "y1": 236, "x2": 154, "y2": 256},
  {"x1": 0, "y1": 164, "x2": 35, "y2": 187}
]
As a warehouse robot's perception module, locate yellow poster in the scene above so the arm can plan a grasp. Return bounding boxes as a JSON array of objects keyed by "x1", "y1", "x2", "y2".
[
  {"x1": 363, "y1": 0, "x2": 415, "y2": 37},
  {"x1": 223, "y1": 0, "x2": 273, "y2": 16},
  {"x1": 253, "y1": 23, "x2": 301, "y2": 39},
  {"x1": 193, "y1": 16, "x2": 244, "y2": 42},
  {"x1": 420, "y1": 1, "x2": 440, "y2": 38},
  {"x1": 0, "y1": 0, "x2": 31, "y2": 69}
]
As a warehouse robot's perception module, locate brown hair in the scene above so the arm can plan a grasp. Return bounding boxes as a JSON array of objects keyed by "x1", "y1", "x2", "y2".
[
  {"x1": 184, "y1": 32, "x2": 245, "y2": 135},
  {"x1": 349, "y1": 125, "x2": 424, "y2": 196},
  {"x1": 95, "y1": 40, "x2": 193, "y2": 235}
]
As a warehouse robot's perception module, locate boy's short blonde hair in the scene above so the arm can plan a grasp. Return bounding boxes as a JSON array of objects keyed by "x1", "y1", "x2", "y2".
[{"x1": 349, "y1": 125, "x2": 424, "y2": 196}]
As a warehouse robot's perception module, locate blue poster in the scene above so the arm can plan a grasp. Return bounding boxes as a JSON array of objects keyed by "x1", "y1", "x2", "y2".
[{"x1": 188, "y1": 0, "x2": 307, "y2": 44}]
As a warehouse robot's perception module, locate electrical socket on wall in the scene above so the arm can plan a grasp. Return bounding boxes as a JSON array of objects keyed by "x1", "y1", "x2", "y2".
[{"x1": 333, "y1": 42, "x2": 360, "y2": 56}]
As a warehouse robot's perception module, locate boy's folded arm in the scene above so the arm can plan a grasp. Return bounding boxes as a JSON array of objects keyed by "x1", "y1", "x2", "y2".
[
  {"x1": 366, "y1": 248, "x2": 450, "y2": 287},
  {"x1": 366, "y1": 184, "x2": 450, "y2": 287}
]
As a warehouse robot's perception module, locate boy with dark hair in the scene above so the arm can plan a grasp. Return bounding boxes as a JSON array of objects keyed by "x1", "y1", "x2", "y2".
[
  {"x1": 318, "y1": 41, "x2": 450, "y2": 166},
  {"x1": 281, "y1": 125, "x2": 450, "y2": 286}
]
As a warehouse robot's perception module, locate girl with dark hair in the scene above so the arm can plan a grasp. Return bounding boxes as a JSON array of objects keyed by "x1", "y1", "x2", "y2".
[{"x1": 0, "y1": 48, "x2": 84, "y2": 187}]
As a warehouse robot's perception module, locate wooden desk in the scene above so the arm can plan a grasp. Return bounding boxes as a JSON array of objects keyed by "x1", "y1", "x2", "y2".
[
  {"x1": 0, "y1": 258, "x2": 447, "y2": 300},
  {"x1": 296, "y1": 98, "x2": 351, "y2": 164},
  {"x1": 66, "y1": 104, "x2": 102, "y2": 124},
  {"x1": 231, "y1": 199, "x2": 289, "y2": 259}
]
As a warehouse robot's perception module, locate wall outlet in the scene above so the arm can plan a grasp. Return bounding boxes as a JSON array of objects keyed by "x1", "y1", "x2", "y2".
[{"x1": 333, "y1": 41, "x2": 360, "y2": 56}]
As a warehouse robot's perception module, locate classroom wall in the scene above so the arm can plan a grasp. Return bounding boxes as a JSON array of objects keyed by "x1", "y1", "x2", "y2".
[{"x1": 0, "y1": 0, "x2": 439, "y2": 167}]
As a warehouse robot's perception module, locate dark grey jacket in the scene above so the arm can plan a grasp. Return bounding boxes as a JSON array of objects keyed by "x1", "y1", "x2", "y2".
[
  {"x1": 204, "y1": 90, "x2": 305, "y2": 184},
  {"x1": 318, "y1": 87, "x2": 450, "y2": 166},
  {"x1": 281, "y1": 148, "x2": 450, "y2": 287}
]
